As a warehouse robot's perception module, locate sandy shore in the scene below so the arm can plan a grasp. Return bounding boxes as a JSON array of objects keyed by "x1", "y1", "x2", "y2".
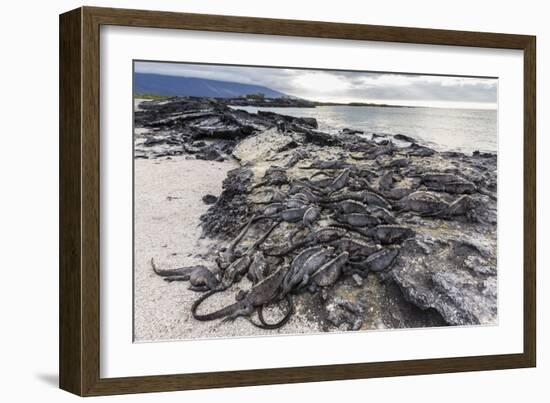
[{"x1": 133, "y1": 156, "x2": 321, "y2": 342}]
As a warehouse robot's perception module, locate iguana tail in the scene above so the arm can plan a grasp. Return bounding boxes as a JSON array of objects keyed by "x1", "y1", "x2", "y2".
[
  {"x1": 191, "y1": 290, "x2": 240, "y2": 322},
  {"x1": 227, "y1": 215, "x2": 260, "y2": 252},
  {"x1": 150, "y1": 258, "x2": 196, "y2": 277},
  {"x1": 251, "y1": 295, "x2": 293, "y2": 330},
  {"x1": 247, "y1": 220, "x2": 281, "y2": 253}
]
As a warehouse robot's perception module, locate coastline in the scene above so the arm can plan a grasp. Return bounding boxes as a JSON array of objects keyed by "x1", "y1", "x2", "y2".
[{"x1": 228, "y1": 104, "x2": 498, "y2": 155}]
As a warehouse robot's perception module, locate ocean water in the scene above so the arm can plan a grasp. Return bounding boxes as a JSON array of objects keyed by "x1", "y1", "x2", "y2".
[{"x1": 233, "y1": 105, "x2": 497, "y2": 154}]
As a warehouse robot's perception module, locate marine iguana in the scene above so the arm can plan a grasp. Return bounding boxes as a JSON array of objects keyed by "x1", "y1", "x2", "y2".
[
  {"x1": 322, "y1": 199, "x2": 370, "y2": 215},
  {"x1": 365, "y1": 205, "x2": 396, "y2": 224},
  {"x1": 395, "y1": 191, "x2": 449, "y2": 215},
  {"x1": 253, "y1": 188, "x2": 287, "y2": 204},
  {"x1": 297, "y1": 176, "x2": 334, "y2": 193},
  {"x1": 287, "y1": 185, "x2": 324, "y2": 202},
  {"x1": 302, "y1": 206, "x2": 321, "y2": 230},
  {"x1": 420, "y1": 172, "x2": 477, "y2": 194},
  {"x1": 323, "y1": 168, "x2": 351, "y2": 195},
  {"x1": 289, "y1": 179, "x2": 326, "y2": 195},
  {"x1": 285, "y1": 197, "x2": 310, "y2": 209},
  {"x1": 300, "y1": 169, "x2": 351, "y2": 195},
  {"x1": 431, "y1": 195, "x2": 478, "y2": 221},
  {"x1": 311, "y1": 251, "x2": 349, "y2": 288},
  {"x1": 366, "y1": 225, "x2": 415, "y2": 244},
  {"x1": 251, "y1": 206, "x2": 312, "y2": 226},
  {"x1": 441, "y1": 181, "x2": 477, "y2": 194},
  {"x1": 421, "y1": 172, "x2": 465, "y2": 187},
  {"x1": 261, "y1": 202, "x2": 286, "y2": 216},
  {"x1": 381, "y1": 187, "x2": 415, "y2": 200},
  {"x1": 402, "y1": 142, "x2": 435, "y2": 157},
  {"x1": 378, "y1": 172, "x2": 394, "y2": 191},
  {"x1": 334, "y1": 212, "x2": 381, "y2": 228},
  {"x1": 279, "y1": 246, "x2": 324, "y2": 294},
  {"x1": 216, "y1": 215, "x2": 260, "y2": 270},
  {"x1": 328, "y1": 189, "x2": 391, "y2": 210},
  {"x1": 150, "y1": 260, "x2": 219, "y2": 291},
  {"x1": 265, "y1": 227, "x2": 347, "y2": 257},
  {"x1": 348, "y1": 166, "x2": 379, "y2": 181},
  {"x1": 305, "y1": 170, "x2": 334, "y2": 182},
  {"x1": 385, "y1": 157, "x2": 411, "y2": 169},
  {"x1": 283, "y1": 247, "x2": 336, "y2": 293},
  {"x1": 329, "y1": 237, "x2": 380, "y2": 261},
  {"x1": 443, "y1": 195, "x2": 476, "y2": 217},
  {"x1": 348, "y1": 248, "x2": 399, "y2": 277},
  {"x1": 217, "y1": 221, "x2": 280, "y2": 291},
  {"x1": 251, "y1": 166, "x2": 289, "y2": 189},
  {"x1": 192, "y1": 265, "x2": 289, "y2": 323},
  {"x1": 246, "y1": 251, "x2": 269, "y2": 284}
]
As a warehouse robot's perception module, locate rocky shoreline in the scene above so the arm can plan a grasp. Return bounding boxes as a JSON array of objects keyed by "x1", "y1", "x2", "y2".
[{"x1": 135, "y1": 96, "x2": 497, "y2": 334}]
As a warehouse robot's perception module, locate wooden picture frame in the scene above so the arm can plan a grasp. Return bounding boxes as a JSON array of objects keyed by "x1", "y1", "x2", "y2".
[{"x1": 59, "y1": 6, "x2": 536, "y2": 396}]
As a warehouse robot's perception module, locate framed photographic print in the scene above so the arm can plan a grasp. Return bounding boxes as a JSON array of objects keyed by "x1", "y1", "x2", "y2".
[{"x1": 59, "y1": 6, "x2": 536, "y2": 396}]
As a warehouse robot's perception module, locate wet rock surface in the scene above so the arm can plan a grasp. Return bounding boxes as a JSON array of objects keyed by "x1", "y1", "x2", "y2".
[{"x1": 138, "y1": 97, "x2": 498, "y2": 333}]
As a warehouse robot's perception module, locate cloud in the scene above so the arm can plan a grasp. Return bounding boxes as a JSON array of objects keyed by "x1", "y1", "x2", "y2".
[
  {"x1": 291, "y1": 71, "x2": 352, "y2": 93},
  {"x1": 135, "y1": 61, "x2": 497, "y2": 108}
]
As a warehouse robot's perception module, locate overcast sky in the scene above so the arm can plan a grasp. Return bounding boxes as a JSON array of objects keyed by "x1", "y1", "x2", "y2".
[{"x1": 135, "y1": 61, "x2": 497, "y2": 109}]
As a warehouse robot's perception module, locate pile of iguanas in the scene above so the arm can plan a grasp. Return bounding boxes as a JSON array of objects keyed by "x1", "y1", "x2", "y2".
[{"x1": 152, "y1": 146, "x2": 493, "y2": 330}]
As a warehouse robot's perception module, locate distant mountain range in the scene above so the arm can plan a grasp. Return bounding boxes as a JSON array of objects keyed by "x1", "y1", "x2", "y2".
[{"x1": 134, "y1": 73, "x2": 288, "y2": 98}]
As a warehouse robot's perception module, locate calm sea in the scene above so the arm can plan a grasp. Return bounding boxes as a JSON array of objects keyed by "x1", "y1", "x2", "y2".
[{"x1": 233, "y1": 105, "x2": 497, "y2": 155}]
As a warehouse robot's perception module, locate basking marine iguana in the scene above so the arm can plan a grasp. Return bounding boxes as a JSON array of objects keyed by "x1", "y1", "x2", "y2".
[
  {"x1": 348, "y1": 248, "x2": 399, "y2": 278},
  {"x1": 151, "y1": 260, "x2": 219, "y2": 291},
  {"x1": 327, "y1": 189, "x2": 392, "y2": 210},
  {"x1": 394, "y1": 191, "x2": 449, "y2": 216},
  {"x1": 216, "y1": 215, "x2": 260, "y2": 270},
  {"x1": 311, "y1": 251, "x2": 349, "y2": 288},
  {"x1": 323, "y1": 199, "x2": 395, "y2": 225},
  {"x1": 290, "y1": 168, "x2": 351, "y2": 197},
  {"x1": 154, "y1": 220, "x2": 280, "y2": 294},
  {"x1": 191, "y1": 265, "x2": 292, "y2": 328},
  {"x1": 332, "y1": 224, "x2": 415, "y2": 245},
  {"x1": 334, "y1": 212, "x2": 381, "y2": 227},
  {"x1": 322, "y1": 168, "x2": 351, "y2": 196},
  {"x1": 265, "y1": 226, "x2": 348, "y2": 257},
  {"x1": 282, "y1": 246, "x2": 335, "y2": 295},
  {"x1": 250, "y1": 205, "x2": 314, "y2": 226},
  {"x1": 216, "y1": 221, "x2": 280, "y2": 291}
]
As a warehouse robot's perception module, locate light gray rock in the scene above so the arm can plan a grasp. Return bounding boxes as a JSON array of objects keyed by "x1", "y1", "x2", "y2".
[
  {"x1": 390, "y1": 234, "x2": 497, "y2": 326},
  {"x1": 232, "y1": 128, "x2": 298, "y2": 164}
]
